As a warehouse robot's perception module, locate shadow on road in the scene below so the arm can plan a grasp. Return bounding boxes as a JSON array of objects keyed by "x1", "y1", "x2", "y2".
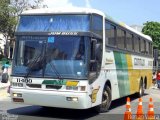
[
  {"x1": 109, "y1": 93, "x2": 148, "y2": 110},
  {"x1": 7, "y1": 93, "x2": 148, "y2": 119},
  {"x1": 8, "y1": 106, "x2": 99, "y2": 120}
]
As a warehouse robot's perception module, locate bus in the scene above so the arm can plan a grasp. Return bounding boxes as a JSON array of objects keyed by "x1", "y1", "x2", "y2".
[{"x1": 10, "y1": 7, "x2": 153, "y2": 112}]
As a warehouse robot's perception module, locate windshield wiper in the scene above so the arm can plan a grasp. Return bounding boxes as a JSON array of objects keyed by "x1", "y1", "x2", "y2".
[
  {"x1": 25, "y1": 52, "x2": 62, "y2": 79},
  {"x1": 46, "y1": 48, "x2": 62, "y2": 80},
  {"x1": 48, "y1": 61, "x2": 62, "y2": 79}
]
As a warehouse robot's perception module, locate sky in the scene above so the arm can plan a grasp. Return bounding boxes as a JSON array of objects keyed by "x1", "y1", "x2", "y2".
[{"x1": 42, "y1": 0, "x2": 160, "y2": 26}]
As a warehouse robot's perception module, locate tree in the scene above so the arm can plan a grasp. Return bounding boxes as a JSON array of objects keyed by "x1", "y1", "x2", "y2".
[
  {"x1": 0, "y1": 0, "x2": 17, "y2": 40},
  {"x1": 142, "y1": 21, "x2": 160, "y2": 49},
  {"x1": 0, "y1": 0, "x2": 17, "y2": 57},
  {"x1": 10, "y1": 0, "x2": 46, "y2": 15},
  {"x1": 0, "y1": 0, "x2": 46, "y2": 57}
]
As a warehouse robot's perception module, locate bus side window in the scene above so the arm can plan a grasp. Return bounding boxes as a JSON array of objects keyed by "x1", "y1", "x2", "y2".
[
  {"x1": 146, "y1": 41, "x2": 149, "y2": 54},
  {"x1": 105, "y1": 21, "x2": 116, "y2": 47},
  {"x1": 140, "y1": 39, "x2": 145, "y2": 54},
  {"x1": 117, "y1": 28, "x2": 125, "y2": 49}
]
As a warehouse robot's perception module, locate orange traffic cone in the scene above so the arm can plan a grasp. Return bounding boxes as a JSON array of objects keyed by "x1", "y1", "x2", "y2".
[
  {"x1": 147, "y1": 97, "x2": 155, "y2": 120},
  {"x1": 136, "y1": 98, "x2": 144, "y2": 120},
  {"x1": 124, "y1": 97, "x2": 132, "y2": 120}
]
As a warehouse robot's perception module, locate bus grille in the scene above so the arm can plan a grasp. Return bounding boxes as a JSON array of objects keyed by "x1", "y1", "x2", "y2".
[
  {"x1": 26, "y1": 84, "x2": 41, "y2": 88},
  {"x1": 46, "y1": 85, "x2": 62, "y2": 89}
]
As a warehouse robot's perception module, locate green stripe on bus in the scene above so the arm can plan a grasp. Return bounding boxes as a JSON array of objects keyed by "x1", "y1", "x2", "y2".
[
  {"x1": 114, "y1": 51, "x2": 130, "y2": 97},
  {"x1": 42, "y1": 80, "x2": 67, "y2": 85}
]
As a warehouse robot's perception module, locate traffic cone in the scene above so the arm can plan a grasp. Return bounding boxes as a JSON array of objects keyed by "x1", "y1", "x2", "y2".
[
  {"x1": 136, "y1": 98, "x2": 144, "y2": 120},
  {"x1": 147, "y1": 97, "x2": 155, "y2": 120},
  {"x1": 124, "y1": 97, "x2": 132, "y2": 120}
]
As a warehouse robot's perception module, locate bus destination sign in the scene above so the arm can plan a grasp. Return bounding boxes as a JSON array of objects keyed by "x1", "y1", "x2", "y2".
[{"x1": 49, "y1": 32, "x2": 78, "y2": 36}]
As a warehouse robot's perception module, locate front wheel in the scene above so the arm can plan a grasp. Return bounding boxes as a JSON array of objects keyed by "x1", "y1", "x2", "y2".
[{"x1": 95, "y1": 86, "x2": 112, "y2": 113}]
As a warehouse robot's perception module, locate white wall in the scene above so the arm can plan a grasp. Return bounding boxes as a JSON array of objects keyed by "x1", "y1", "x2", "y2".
[{"x1": 0, "y1": 33, "x2": 5, "y2": 50}]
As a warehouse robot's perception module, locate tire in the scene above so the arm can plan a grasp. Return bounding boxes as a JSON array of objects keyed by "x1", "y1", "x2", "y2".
[
  {"x1": 1, "y1": 73, "x2": 9, "y2": 83},
  {"x1": 136, "y1": 81, "x2": 145, "y2": 98},
  {"x1": 95, "y1": 86, "x2": 112, "y2": 113}
]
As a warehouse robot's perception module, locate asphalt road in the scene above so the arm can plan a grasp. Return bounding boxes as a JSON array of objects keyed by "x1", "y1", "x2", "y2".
[{"x1": 0, "y1": 87, "x2": 160, "y2": 120}]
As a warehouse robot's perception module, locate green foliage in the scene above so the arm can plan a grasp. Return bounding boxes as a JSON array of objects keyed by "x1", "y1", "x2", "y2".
[
  {"x1": 142, "y1": 21, "x2": 160, "y2": 49},
  {"x1": 0, "y1": 0, "x2": 17, "y2": 39},
  {"x1": 0, "y1": 0, "x2": 45, "y2": 39},
  {"x1": 0, "y1": 0, "x2": 46, "y2": 57}
]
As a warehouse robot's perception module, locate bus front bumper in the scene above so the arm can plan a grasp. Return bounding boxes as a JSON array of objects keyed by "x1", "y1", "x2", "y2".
[{"x1": 10, "y1": 88, "x2": 92, "y2": 109}]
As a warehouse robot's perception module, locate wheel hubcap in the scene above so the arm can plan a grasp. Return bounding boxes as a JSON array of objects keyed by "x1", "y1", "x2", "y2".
[
  {"x1": 139, "y1": 87, "x2": 142, "y2": 95},
  {"x1": 102, "y1": 90, "x2": 109, "y2": 107}
]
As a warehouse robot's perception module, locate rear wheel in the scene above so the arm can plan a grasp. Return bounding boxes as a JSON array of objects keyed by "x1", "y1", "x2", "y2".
[
  {"x1": 136, "y1": 80, "x2": 145, "y2": 97},
  {"x1": 95, "y1": 86, "x2": 111, "y2": 113}
]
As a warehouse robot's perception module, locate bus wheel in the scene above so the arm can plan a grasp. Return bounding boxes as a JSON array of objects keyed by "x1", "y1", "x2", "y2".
[
  {"x1": 95, "y1": 86, "x2": 111, "y2": 113},
  {"x1": 136, "y1": 81, "x2": 145, "y2": 97}
]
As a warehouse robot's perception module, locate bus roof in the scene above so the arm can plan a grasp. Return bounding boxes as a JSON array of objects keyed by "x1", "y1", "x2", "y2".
[
  {"x1": 118, "y1": 22, "x2": 152, "y2": 41},
  {"x1": 21, "y1": 7, "x2": 152, "y2": 41},
  {"x1": 21, "y1": 7, "x2": 105, "y2": 16},
  {"x1": 104, "y1": 15, "x2": 152, "y2": 41}
]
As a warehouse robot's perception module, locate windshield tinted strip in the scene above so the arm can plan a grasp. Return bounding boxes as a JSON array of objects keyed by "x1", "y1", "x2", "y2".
[{"x1": 17, "y1": 15, "x2": 90, "y2": 32}]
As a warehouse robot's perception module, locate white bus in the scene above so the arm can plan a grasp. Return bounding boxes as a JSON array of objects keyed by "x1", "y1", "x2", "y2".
[{"x1": 11, "y1": 7, "x2": 153, "y2": 112}]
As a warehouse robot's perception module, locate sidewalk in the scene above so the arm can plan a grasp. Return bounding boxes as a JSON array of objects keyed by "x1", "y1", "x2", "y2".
[{"x1": 0, "y1": 81, "x2": 10, "y2": 90}]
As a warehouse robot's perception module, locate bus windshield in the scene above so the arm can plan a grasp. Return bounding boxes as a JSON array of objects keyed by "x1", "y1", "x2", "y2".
[
  {"x1": 13, "y1": 36, "x2": 89, "y2": 79},
  {"x1": 17, "y1": 15, "x2": 90, "y2": 32}
]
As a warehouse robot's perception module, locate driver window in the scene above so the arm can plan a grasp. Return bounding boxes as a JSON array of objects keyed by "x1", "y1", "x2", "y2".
[{"x1": 89, "y1": 39, "x2": 102, "y2": 80}]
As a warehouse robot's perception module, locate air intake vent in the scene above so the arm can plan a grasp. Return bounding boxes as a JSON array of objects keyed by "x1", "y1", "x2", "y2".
[
  {"x1": 46, "y1": 85, "x2": 62, "y2": 89},
  {"x1": 27, "y1": 84, "x2": 41, "y2": 88}
]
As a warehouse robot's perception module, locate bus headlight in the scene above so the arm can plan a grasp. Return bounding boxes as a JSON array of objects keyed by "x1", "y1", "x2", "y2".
[
  {"x1": 12, "y1": 82, "x2": 23, "y2": 87},
  {"x1": 66, "y1": 86, "x2": 78, "y2": 90},
  {"x1": 66, "y1": 86, "x2": 86, "y2": 91},
  {"x1": 66, "y1": 97, "x2": 78, "y2": 102},
  {"x1": 13, "y1": 93, "x2": 22, "y2": 97},
  {"x1": 12, "y1": 82, "x2": 17, "y2": 86},
  {"x1": 80, "y1": 86, "x2": 86, "y2": 91}
]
